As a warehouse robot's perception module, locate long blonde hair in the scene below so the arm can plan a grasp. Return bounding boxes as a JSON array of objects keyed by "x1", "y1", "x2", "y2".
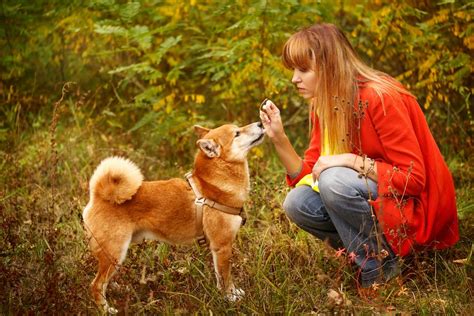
[{"x1": 282, "y1": 23, "x2": 412, "y2": 154}]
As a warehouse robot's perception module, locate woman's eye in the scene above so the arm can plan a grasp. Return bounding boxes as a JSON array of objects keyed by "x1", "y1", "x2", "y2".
[{"x1": 235, "y1": 131, "x2": 241, "y2": 137}]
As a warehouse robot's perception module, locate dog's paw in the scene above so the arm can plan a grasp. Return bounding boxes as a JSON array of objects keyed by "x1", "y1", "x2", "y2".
[
  {"x1": 102, "y1": 303, "x2": 118, "y2": 314},
  {"x1": 226, "y1": 288, "x2": 245, "y2": 302},
  {"x1": 109, "y1": 281, "x2": 120, "y2": 290},
  {"x1": 106, "y1": 306, "x2": 118, "y2": 314}
]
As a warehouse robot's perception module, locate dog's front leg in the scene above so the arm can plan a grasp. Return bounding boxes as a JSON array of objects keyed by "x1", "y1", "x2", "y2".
[
  {"x1": 211, "y1": 245, "x2": 232, "y2": 290},
  {"x1": 210, "y1": 244, "x2": 245, "y2": 301},
  {"x1": 205, "y1": 212, "x2": 245, "y2": 301}
]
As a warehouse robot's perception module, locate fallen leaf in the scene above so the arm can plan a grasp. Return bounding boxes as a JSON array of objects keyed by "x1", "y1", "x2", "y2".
[{"x1": 327, "y1": 289, "x2": 343, "y2": 306}]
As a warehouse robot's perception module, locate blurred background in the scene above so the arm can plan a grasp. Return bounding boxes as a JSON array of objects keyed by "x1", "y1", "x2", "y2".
[{"x1": 1, "y1": 0, "x2": 472, "y2": 158}]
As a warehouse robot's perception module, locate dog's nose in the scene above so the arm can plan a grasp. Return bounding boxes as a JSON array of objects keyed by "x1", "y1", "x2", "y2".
[{"x1": 257, "y1": 122, "x2": 263, "y2": 128}]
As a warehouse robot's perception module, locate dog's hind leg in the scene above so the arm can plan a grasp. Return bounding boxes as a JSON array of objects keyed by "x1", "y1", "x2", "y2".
[{"x1": 90, "y1": 234, "x2": 131, "y2": 314}]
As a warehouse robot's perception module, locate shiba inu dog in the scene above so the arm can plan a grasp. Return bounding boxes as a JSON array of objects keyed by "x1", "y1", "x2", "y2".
[{"x1": 82, "y1": 122, "x2": 265, "y2": 313}]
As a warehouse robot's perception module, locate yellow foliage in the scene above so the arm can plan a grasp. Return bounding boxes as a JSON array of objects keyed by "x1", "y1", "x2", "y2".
[
  {"x1": 406, "y1": 24, "x2": 423, "y2": 37},
  {"x1": 380, "y1": 6, "x2": 391, "y2": 18},
  {"x1": 464, "y1": 36, "x2": 474, "y2": 50},
  {"x1": 195, "y1": 95, "x2": 205, "y2": 104},
  {"x1": 427, "y1": 9, "x2": 450, "y2": 26},
  {"x1": 153, "y1": 99, "x2": 165, "y2": 110},
  {"x1": 167, "y1": 56, "x2": 179, "y2": 67},
  {"x1": 158, "y1": 4, "x2": 177, "y2": 18},
  {"x1": 250, "y1": 146, "x2": 264, "y2": 158},
  {"x1": 424, "y1": 93, "x2": 432, "y2": 110},
  {"x1": 166, "y1": 93, "x2": 176, "y2": 103},
  {"x1": 419, "y1": 54, "x2": 438, "y2": 79},
  {"x1": 454, "y1": 11, "x2": 471, "y2": 21}
]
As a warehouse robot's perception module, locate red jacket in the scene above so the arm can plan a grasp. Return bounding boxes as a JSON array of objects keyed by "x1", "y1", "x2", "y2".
[{"x1": 286, "y1": 85, "x2": 459, "y2": 256}]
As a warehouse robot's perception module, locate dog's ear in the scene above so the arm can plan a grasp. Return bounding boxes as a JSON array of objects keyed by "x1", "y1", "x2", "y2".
[
  {"x1": 196, "y1": 139, "x2": 221, "y2": 158},
  {"x1": 194, "y1": 125, "x2": 210, "y2": 139}
]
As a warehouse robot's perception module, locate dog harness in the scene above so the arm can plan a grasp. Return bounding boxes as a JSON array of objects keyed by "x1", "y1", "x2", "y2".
[{"x1": 185, "y1": 172, "x2": 247, "y2": 246}]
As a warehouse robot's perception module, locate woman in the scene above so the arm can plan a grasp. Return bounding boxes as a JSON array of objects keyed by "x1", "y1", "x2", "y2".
[{"x1": 260, "y1": 23, "x2": 458, "y2": 288}]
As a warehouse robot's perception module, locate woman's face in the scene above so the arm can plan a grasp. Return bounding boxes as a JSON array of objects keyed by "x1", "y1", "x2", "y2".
[{"x1": 291, "y1": 68, "x2": 317, "y2": 99}]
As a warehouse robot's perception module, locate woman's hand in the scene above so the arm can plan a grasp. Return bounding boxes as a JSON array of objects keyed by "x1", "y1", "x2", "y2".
[
  {"x1": 312, "y1": 153, "x2": 354, "y2": 181},
  {"x1": 312, "y1": 153, "x2": 378, "y2": 182},
  {"x1": 259, "y1": 99, "x2": 303, "y2": 176},
  {"x1": 259, "y1": 100, "x2": 285, "y2": 141}
]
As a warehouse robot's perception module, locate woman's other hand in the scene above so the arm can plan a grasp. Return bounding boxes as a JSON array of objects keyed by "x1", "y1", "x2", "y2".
[{"x1": 312, "y1": 154, "x2": 354, "y2": 181}]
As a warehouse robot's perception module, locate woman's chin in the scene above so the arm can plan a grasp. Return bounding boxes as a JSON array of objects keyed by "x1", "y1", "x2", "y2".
[{"x1": 296, "y1": 89, "x2": 311, "y2": 99}]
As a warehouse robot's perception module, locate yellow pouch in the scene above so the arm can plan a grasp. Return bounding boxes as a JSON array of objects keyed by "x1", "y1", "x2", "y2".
[{"x1": 295, "y1": 174, "x2": 320, "y2": 192}]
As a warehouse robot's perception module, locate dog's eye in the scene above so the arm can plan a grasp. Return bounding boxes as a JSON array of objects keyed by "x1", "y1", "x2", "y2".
[{"x1": 235, "y1": 131, "x2": 241, "y2": 137}]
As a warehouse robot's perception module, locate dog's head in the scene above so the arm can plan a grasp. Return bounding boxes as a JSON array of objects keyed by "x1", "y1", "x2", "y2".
[{"x1": 194, "y1": 122, "x2": 265, "y2": 162}]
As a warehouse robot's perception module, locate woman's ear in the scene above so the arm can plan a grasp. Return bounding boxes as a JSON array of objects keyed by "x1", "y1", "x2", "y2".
[
  {"x1": 193, "y1": 125, "x2": 210, "y2": 139},
  {"x1": 196, "y1": 139, "x2": 221, "y2": 158}
]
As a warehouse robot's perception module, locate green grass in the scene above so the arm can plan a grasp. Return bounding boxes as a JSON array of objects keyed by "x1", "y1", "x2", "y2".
[{"x1": 1, "y1": 99, "x2": 473, "y2": 315}]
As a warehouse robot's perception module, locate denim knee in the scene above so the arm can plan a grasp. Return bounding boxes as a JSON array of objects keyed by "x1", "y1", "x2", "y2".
[
  {"x1": 318, "y1": 167, "x2": 377, "y2": 209},
  {"x1": 282, "y1": 185, "x2": 343, "y2": 248},
  {"x1": 318, "y1": 167, "x2": 353, "y2": 208},
  {"x1": 282, "y1": 186, "x2": 307, "y2": 225}
]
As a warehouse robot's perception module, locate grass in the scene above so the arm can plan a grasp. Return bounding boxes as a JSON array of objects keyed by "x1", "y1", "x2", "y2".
[{"x1": 1, "y1": 95, "x2": 473, "y2": 315}]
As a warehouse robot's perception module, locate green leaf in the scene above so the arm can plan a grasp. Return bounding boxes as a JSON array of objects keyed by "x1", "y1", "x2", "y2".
[
  {"x1": 108, "y1": 62, "x2": 154, "y2": 75},
  {"x1": 94, "y1": 24, "x2": 127, "y2": 36},
  {"x1": 120, "y1": 2, "x2": 141, "y2": 21},
  {"x1": 149, "y1": 36, "x2": 182, "y2": 65},
  {"x1": 437, "y1": 0, "x2": 455, "y2": 5},
  {"x1": 131, "y1": 25, "x2": 152, "y2": 50},
  {"x1": 128, "y1": 111, "x2": 159, "y2": 133}
]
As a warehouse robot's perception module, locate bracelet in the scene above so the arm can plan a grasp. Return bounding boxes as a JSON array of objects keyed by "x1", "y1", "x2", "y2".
[{"x1": 358, "y1": 155, "x2": 375, "y2": 178}]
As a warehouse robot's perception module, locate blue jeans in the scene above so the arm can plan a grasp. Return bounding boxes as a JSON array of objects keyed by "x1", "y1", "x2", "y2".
[{"x1": 283, "y1": 167, "x2": 400, "y2": 287}]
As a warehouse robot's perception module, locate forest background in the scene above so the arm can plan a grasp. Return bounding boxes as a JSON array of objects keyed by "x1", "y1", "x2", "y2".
[{"x1": 1, "y1": 0, "x2": 473, "y2": 314}]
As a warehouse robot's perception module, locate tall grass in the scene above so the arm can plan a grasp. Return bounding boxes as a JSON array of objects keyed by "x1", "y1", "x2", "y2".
[{"x1": 0, "y1": 91, "x2": 473, "y2": 314}]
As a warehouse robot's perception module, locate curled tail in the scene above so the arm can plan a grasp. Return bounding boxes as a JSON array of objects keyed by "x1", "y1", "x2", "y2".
[{"x1": 89, "y1": 156, "x2": 143, "y2": 204}]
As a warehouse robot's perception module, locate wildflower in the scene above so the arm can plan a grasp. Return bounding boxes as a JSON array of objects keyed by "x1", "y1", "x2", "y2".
[
  {"x1": 397, "y1": 285, "x2": 408, "y2": 297},
  {"x1": 335, "y1": 248, "x2": 346, "y2": 257},
  {"x1": 370, "y1": 282, "x2": 380, "y2": 291},
  {"x1": 348, "y1": 251, "x2": 357, "y2": 263}
]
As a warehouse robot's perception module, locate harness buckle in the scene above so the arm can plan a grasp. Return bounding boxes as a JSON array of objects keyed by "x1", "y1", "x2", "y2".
[
  {"x1": 197, "y1": 236, "x2": 207, "y2": 246},
  {"x1": 195, "y1": 197, "x2": 206, "y2": 206}
]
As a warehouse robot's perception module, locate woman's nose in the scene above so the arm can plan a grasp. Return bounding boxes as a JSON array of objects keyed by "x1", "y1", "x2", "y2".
[{"x1": 291, "y1": 72, "x2": 301, "y2": 84}]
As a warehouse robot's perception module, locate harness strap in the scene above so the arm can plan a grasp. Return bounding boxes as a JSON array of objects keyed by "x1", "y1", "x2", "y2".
[
  {"x1": 185, "y1": 172, "x2": 246, "y2": 245},
  {"x1": 194, "y1": 198, "x2": 206, "y2": 246}
]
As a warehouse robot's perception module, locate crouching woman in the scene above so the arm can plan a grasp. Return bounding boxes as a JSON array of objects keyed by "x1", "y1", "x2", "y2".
[{"x1": 260, "y1": 23, "x2": 459, "y2": 288}]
